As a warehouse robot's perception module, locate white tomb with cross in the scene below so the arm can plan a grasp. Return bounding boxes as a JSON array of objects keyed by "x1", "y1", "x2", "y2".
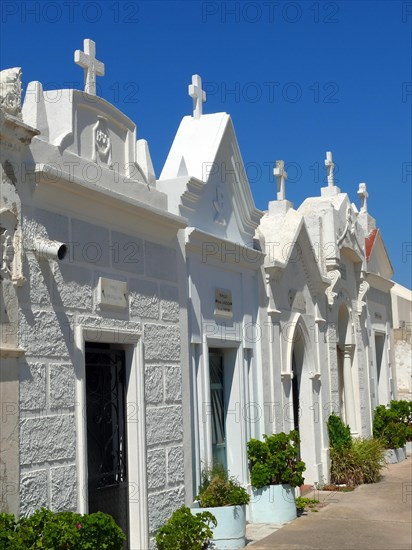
[
  {"x1": 188, "y1": 74, "x2": 206, "y2": 119},
  {"x1": 74, "y1": 38, "x2": 105, "y2": 96},
  {"x1": 22, "y1": 39, "x2": 163, "y2": 207}
]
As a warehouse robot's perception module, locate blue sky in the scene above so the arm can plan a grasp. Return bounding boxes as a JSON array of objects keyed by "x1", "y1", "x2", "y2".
[{"x1": 1, "y1": 0, "x2": 411, "y2": 287}]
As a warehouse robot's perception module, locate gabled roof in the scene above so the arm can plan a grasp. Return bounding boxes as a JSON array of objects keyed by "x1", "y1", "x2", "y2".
[
  {"x1": 365, "y1": 228, "x2": 378, "y2": 262},
  {"x1": 259, "y1": 207, "x2": 330, "y2": 293},
  {"x1": 159, "y1": 113, "x2": 262, "y2": 240},
  {"x1": 366, "y1": 228, "x2": 394, "y2": 280},
  {"x1": 160, "y1": 113, "x2": 228, "y2": 182}
]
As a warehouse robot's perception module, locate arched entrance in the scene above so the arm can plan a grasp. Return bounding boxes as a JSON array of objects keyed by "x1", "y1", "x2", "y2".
[
  {"x1": 337, "y1": 303, "x2": 357, "y2": 433},
  {"x1": 289, "y1": 321, "x2": 319, "y2": 484}
]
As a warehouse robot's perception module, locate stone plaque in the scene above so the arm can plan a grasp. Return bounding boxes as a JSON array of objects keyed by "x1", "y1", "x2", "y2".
[
  {"x1": 214, "y1": 289, "x2": 233, "y2": 319},
  {"x1": 97, "y1": 277, "x2": 127, "y2": 309}
]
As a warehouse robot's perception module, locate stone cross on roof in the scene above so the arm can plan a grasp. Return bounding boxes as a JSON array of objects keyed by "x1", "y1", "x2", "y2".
[
  {"x1": 74, "y1": 39, "x2": 104, "y2": 96},
  {"x1": 274, "y1": 160, "x2": 288, "y2": 201},
  {"x1": 358, "y1": 182, "x2": 368, "y2": 213},
  {"x1": 188, "y1": 74, "x2": 206, "y2": 119},
  {"x1": 324, "y1": 151, "x2": 335, "y2": 187}
]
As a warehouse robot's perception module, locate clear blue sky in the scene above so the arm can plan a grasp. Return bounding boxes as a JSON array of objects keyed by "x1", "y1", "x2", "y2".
[{"x1": 1, "y1": 0, "x2": 411, "y2": 287}]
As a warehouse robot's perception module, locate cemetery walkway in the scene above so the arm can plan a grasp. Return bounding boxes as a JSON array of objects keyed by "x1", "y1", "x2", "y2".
[{"x1": 246, "y1": 458, "x2": 412, "y2": 549}]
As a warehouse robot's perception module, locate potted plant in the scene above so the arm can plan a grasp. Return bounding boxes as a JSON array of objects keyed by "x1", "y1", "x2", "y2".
[
  {"x1": 155, "y1": 506, "x2": 216, "y2": 550},
  {"x1": 247, "y1": 430, "x2": 305, "y2": 524},
  {"x1": 191, "y1": 464, "x2": 250, "y2": 550},
  {"x1": 373, "y1": 401, "x2": 412, "y2": 463}
]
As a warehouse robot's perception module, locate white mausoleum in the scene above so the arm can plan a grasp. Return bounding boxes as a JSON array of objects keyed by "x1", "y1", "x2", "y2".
[{"x1": 0, "y1": 39, "x2": 401, "y2": 548}]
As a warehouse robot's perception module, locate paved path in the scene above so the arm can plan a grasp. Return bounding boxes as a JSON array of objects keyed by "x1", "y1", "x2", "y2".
[{"x1": 246, "y1": 459, "x2": 412, "y2": 549}]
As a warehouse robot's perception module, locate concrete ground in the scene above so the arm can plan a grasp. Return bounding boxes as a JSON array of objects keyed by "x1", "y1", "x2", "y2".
[{"x1": 245, "y1": 459, "x2": 412, "y2": 549}]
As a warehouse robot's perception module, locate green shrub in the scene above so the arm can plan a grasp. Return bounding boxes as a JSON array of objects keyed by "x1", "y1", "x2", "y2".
[
  {"x1": 0, "y1": 513, "x2": 16, "y2": 548},
  {"x1": 295, "y1": 496, "x2": 319, "y2": 510},
  {"x1": 373, "y1": 403, "x2": 410, "y2": 448},
  {"x1": 75, "y1": 511, "x2": 127, "y2": 549},
  {"x1": 327, "y1": 413, "x2": 352, "y2": 450},
  {"x1": 330, "y1": 437, "x2": 386, "y2": 486},
  {"x1": 155, "y1": 506, "x2": 216, "y2": 550},
  {"x1": 351, "y1": 438, "x2": 386, "y2": 483},
  {"x1": 196, "y1": 464, "x2": 250, "y2": 507},
  {"x1": 247, "y1": 431, "x2": 306, "y2": 489},
  {"x1": 0, "y1": 508, "x2": 126, "y2": 549},
  {"x1": 389, "y1": 400, "x2": 412, "y2": 441}
]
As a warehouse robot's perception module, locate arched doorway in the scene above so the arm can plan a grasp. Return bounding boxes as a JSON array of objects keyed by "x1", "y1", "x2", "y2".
[
  {"x1": 290, "y1": 321, "x2": 319, "y2": 484},
  {"x1": 337, "y1": 303, "x2": 357, "y2": 433}
]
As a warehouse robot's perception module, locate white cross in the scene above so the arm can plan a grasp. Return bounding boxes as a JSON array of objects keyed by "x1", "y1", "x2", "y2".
[
  {"x1": 74, "y1": 39, "x2": 104, "y2": 96},
  {"x1": 188, "y1": 74, "x2": 206, "y2": 119},
  {"x1": 324, "y1": 151, "x2": 335, "y2": 187},
  {"x1": 273, "y1": 160, "x2": 288, "y2": 200},
  {"x1": 358, "y1": 182, "x2": 368, "y2": 213}
]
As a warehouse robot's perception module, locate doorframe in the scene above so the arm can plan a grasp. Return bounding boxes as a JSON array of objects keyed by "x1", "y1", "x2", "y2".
[
  {"x1": 285, "y1": 315, "x2": 321, "y2": 484},
  {"x1": 195, "y1": 337, "x2": 249, "y2": 487},
  {"x1": 373, "y1": 330, "x2": 389, "y2": 405},
  {"x1": 74, "y1": 324, "x2": 148, "y2": 549}
]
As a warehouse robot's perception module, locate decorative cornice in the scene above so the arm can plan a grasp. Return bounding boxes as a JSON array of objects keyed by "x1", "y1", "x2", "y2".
[
  {"x1": 0, "y1": 109, "x2": 39, "y2": 145},
  {"x1": 365, "y1": 271, "x2": 394, "y2": 293},
  {"x1": 26, "y1": 163, "x2": 187, "y2": 231},
  {"x1": 180, "y1": 176, "x2": 204, "y2": 212}
]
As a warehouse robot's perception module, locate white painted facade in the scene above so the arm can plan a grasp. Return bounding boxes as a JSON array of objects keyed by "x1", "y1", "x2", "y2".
[
  {"x1": 1, "y1": 56, "x2": 189, "y2": 547},
  {"x1": 256, "y1": 170, "x2": 387, "y2": 484},
  {"x1": 391, "y1": 283, "x2": 412, "y2": 400},
  {"x1": 158, "y1": 111, "x2": 265, "y2": 493},
  {"x1": 0, "y1": 42, "x2": 403, "y2": 547}
]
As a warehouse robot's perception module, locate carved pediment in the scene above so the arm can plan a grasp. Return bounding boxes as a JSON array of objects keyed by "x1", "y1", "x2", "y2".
[{"x1": 337, "y1": 205, "x2": 364, "y2": 260}]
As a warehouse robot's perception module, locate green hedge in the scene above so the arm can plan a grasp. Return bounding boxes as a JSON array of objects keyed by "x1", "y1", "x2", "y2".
[{"x1": 0, "y1": 508, "x2": 126, "y2": 549}]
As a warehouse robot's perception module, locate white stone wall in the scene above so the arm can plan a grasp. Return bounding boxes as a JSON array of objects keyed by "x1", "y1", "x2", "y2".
[
  {"x1": 395, "y1": 338, "x2": 412, "y2": 400},
  {"x1": 17, "y1": 206, "x2": 186, "y2": 536},
  {"x1": 391, "y1": 284, "x2": 412, "y2": 400}
]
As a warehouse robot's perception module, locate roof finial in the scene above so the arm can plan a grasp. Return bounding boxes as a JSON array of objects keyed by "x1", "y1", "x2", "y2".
[
  {"x1": 274, "y1": 160, "x2": 288, "y2": 200},
  {"x1": 358, "y1": 182, "x2": 368, "y2": 213},
  {"x1": 188, "y1": 74, "x2": 206, "y2": 119},
  {"x1": 325, "y1": 151, "x2": 335, "y2": 187},
  {"x1": 74, "y1": 39, "x2": 104, "y2": 96}
]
